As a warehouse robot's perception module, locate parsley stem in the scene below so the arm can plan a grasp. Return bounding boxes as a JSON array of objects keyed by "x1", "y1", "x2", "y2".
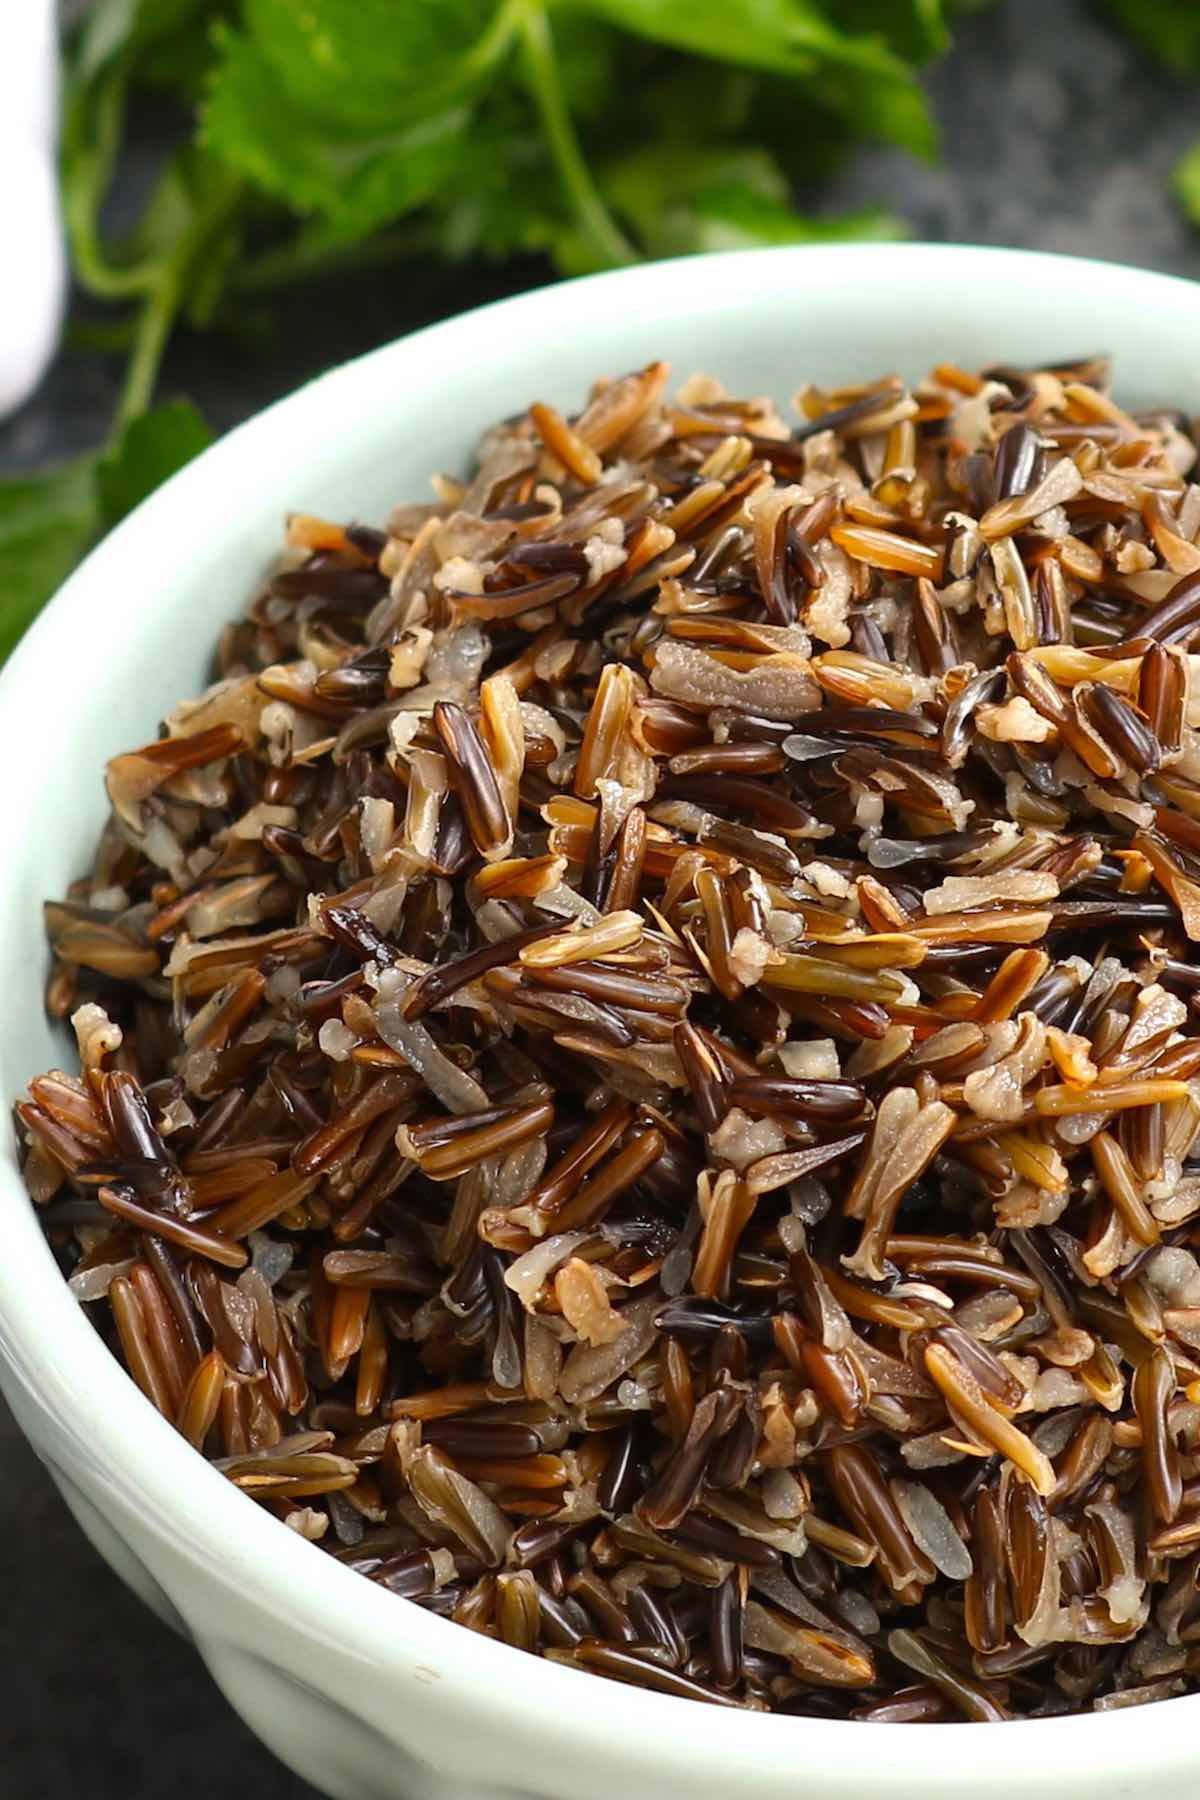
[
  {"x1": 463, "y1": 0, "x2": 528, "y2": 85},
  {"x1": 116, "y1": 274, "x2": 179, "y2": 428},
  {"x1": 518, "y1": 4, "x2": 634, "y2": 268},
  {"x1": 62, "y1": 68, "x2": 160, "y2": 301},
  {"x1": 113, "y1": 178, "x2": 244, "y2": 429}
]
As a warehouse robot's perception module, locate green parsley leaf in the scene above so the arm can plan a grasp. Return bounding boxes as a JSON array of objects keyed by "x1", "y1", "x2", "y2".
[
  {"x1": 0, "y1": 460, "x2": 99, "y2": 665},
  {"x1": 803, "y1": 56, "x2": 938, "y2": 157},
  {"x1": 830, "y1": 0, "x2": 950, "y2": 65},
  {"x1": 570, "y1": 0, "x2": 937, "y2": 156},
  {"x1": 433, "y1": 120, "x2": 567, "y2": 262},
  {"x1": 202, "y1": 0, "x2": 523, "y2": 240},
  {"x1": 0, "y1": 403, "x2": 213, "y2": 665},
  {"x1": 96, "y1": 400, "x2": 214, "y2": 524},
  {"x1": 565, "y1": 0, "x2": 921, "y2": 82},
  {"x1": 601, "y1": 141, "x2": 903, "y2": 257},
  {"x1": 1101, "y1": 1, "x2": 1200, "y2": 78},
  {"x1": 223, "y1": 0, "x2": 506, "y2": 127},
  {"x1": 204, "y1": 21, "x2": 476, "y2": 241}
]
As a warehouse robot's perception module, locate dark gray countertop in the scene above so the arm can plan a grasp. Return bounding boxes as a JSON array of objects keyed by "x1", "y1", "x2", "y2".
[{"x1": 2, "y1": 1, "x2": 1198, "y2": 1793}]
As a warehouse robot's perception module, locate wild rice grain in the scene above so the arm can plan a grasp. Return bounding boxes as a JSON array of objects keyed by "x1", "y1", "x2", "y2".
[{"x1": 20, "y1": 351, "x2": 1200, "y2": 1721}]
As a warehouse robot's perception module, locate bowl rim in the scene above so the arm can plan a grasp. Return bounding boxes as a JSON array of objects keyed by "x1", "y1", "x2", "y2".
[{"x1": 3, "y1": 240, "x2": 1200, "y2": 1788}]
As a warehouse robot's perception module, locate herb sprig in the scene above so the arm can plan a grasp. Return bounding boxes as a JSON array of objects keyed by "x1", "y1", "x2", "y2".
[{"x1": 1, "y1": 0, "x2": 960, "y2": 656}]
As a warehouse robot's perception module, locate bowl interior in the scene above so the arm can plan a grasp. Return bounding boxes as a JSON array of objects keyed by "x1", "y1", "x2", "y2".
[{"x1": 4, "y1": 244, "x2": 1200, "y2": 1794}]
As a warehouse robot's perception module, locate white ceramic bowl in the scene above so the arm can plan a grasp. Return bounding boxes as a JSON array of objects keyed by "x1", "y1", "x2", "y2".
[{"x1": 3, "y1": 243, "x2": 1200, "y2": 1800}]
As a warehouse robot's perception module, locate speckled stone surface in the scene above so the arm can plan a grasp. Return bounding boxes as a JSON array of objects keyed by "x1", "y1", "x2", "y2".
[{"x1": 2, "y1": 2, "x2": 1198, "y2": 1794}]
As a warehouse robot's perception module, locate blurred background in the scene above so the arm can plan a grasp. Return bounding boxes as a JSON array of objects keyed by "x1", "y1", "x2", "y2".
[{"x1": 2, "y1": 0, "x2": 1199, "y2": 1792}]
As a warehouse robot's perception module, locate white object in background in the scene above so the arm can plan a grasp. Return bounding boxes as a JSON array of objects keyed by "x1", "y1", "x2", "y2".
[{"x1": 0, "y1": 0, "x2": 64, "y2": 417}]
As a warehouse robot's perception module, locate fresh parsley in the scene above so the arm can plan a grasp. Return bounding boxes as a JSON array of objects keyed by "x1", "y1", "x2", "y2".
[{"x1": 2, "y1": 0, "x2": 963, "y2": 656}]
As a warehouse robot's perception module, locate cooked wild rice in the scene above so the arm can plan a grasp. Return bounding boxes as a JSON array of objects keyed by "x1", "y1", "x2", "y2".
[{"x1": 20, "y1": 353, "x2": 1200, "y2": 1719}]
